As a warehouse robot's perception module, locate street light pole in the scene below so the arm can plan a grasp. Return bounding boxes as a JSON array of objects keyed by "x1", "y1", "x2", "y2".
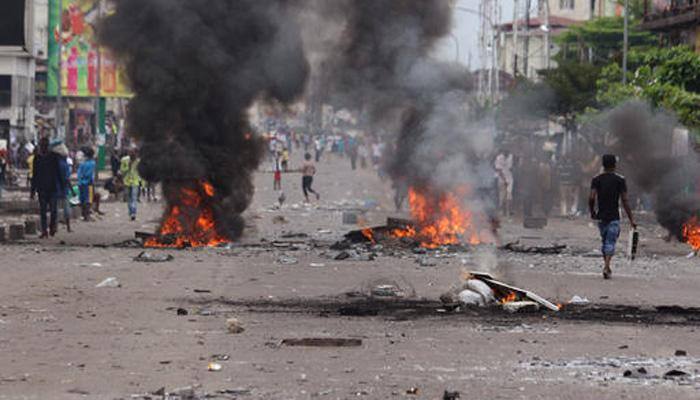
[
  {"x1": 622, "y1": 0, "x2": 629, "y2": 84},
  {"x1": 56, "y1": 0, "x2": 64, "y2": 139}
]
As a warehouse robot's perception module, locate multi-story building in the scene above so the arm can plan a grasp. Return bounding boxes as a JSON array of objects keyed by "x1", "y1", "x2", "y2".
[
  {"x1": 497, "y1": 0, "x2": 621, "y2": 80},
  {"x1": 640, "y1": 0, "x2": 700, "y2": 51},
  {"x1": 0, "y1": 0, "x2": 44, "y2": 147}
]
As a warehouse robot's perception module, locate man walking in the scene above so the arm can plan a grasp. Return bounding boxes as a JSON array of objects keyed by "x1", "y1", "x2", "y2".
[
  {"x1": 589, "y1": 154, "x2": 637, "y2": 279},
  {"x1": 31, "y1": 138, "x2": 65, "y2": 238}
]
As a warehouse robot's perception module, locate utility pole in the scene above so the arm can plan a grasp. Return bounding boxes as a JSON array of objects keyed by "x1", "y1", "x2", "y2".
[
  {"x1": 523, "y1": 0, "x2": 531, "y2": 78},
  {"x1": 544, "y1": 0, "x2": 551, "y2": 70},
  {"x1": 622, "y1": 0, "x2": 629, "y2": 84},
  {"x1": 512, "y1": 0, "x2": 519, "y2": 77},
  {"x1": 56, "y1": 0, "x2": 64, "y2": 140}
]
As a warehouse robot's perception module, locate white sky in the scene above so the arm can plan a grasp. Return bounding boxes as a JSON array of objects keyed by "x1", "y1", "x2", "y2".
[{"x1": 435, "y1": 0, "x2": 518, "y2": 70}]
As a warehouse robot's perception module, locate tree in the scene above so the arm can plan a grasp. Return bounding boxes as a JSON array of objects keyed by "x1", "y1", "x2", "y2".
[
  {"x1": 539, "y1": 61, "x2": 601, "y2": 133},
  {"x1": 556, "y1": 17, "x2": 656, "y2": 65},
  {"x1": 597, "y1": 46, "x2": 700, "y2": 130}
]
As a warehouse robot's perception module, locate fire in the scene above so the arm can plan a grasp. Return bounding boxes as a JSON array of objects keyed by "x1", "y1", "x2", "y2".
[
  {"x1": 145, "y1": 180, "x2": 228, "y2": 248},
  {"x1": 361, "y1": 228, "x2": 376, "y2": 244},
  {"x1": 392, "y1": 187, "x2": 483, "y2": 248},
  {"x1": 682, "y1": 216, "x2": 700, "y2": 251},
  {"x1": 499, "y1": 291, "x2": 517, "y2": 304}
]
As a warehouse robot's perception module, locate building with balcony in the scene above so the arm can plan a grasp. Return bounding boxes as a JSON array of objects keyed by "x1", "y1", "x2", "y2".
[{"x1": 640, "y1": 0, "x2": 700, "y2": 50}]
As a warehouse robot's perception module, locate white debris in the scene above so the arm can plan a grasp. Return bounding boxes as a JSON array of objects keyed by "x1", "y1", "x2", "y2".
[
  {"x1": 465, "y1": 279, "x2": 496, "y2": 304},
  {"x1": 309, "y1": 263, "x2": 326, "y2": 267},
  {"x1": 96, "y1": 277, "x2": 120, "y2": 288},
  {"x1": 79, "y1": 262, "x2": 103, "y2": 268},
  {"x1": 457, "y1": 289, "x2": 486, "y2": 306},
  {"x1": 503, "y1": 301, "x2": 541, "y2": 313},
  {"x1": 569, "y1": 295, "x2": 590, "y2": 305}
]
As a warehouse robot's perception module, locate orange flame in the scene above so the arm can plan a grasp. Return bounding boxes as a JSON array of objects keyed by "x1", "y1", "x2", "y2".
[
  {"x1": 499, "y1": 291, "x2": 517, "y2": 304},
  {"x1": 682, "y1": 216, "x2": 700, "y2": 252},
  {"x1": 361, "y1": 228, "x2": 376, "y2": 244},
  {"x1": 392, "y1": 187, "x2": 484, "y2": 248},
  {"x1": 145, "y1": 180, "x2": 228, "y2": 248}
]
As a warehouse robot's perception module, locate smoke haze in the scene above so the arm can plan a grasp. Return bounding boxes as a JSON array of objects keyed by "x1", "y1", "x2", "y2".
[{"x1": 100, "y1": 0, "x2": 309, "y2": 239}]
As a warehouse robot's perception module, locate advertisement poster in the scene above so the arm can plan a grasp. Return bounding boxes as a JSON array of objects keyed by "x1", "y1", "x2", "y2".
[{"x1": 47, "y1": 0, "x2": 131, "y2": 98}]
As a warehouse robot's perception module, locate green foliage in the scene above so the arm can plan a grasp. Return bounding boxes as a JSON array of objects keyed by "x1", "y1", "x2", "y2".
[
  {"x1": 539, "y1": 61, "x2": 601, "y2": 125},
  {"x1": 556, "y1": 17, "x2": 656, "y2": 65},
  {"x1": 596, "y1": 46, "x2": 700, "y2": 129}
]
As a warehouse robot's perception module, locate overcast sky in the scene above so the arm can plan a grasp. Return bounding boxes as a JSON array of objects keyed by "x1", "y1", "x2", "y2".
[{"x1": 435, "y1": 0, "x2": 517, "y2": 70}]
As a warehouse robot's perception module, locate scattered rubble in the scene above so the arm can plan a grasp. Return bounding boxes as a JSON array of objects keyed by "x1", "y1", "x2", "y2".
[
  {"x1": 207, "y1": 362, "x2": 222, "y2": 372},
  {"x1": 569, "y1": 295, "x2": 590, "y2": 305},
  {"x1": 276, "y1": 255, "x2": 299, "y2": 265},
  {"x1": 96, "y1": 277, "x2": 120, "y2": 288},
  {"x1": 226, "y1": 318, "x2": 245, "y2": 334},
  {"x1": 280, "y1": 338, "x2": 362, "y2": 347},
  {"x1": 501, "y1": 241, "x2": 567, "y2": 255},
  {"x1": 133, "y1": 251, "x2": 174, "y2": 262}
]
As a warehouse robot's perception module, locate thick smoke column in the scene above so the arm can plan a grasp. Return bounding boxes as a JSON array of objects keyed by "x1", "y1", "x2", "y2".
[
  {"x1": 310, "y1": 0, "x2": 495, "y2": 235},
  {"x1": 100, "y1": 0, "x2": 308, "y2": 240},
  {"x1": 591, "y1": 101, "x2": 699, "y2": 239}
]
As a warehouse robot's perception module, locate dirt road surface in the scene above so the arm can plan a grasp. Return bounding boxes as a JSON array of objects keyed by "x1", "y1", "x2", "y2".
[{"x1": 1, "y1": 151, "x2": 699, "y2": 399}]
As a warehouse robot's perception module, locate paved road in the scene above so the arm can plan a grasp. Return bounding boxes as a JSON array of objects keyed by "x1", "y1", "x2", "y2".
[{"x1": 0, "y1": 150, "x2": 698, "y2": 399}]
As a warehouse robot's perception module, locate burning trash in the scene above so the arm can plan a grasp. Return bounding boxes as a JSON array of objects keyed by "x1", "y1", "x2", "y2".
[
  {"x1": 682, "y1": 216, "x2": 700, "y2": 255},
  {"x1": 144, "y1": 181, "x2": 228, "y2": 248},
  {"x1": 100, "y1": 0, "x2": 309, "y2": 248},
  {"x1": 389, "y1": 187, "x2": 486, "y2": 248},
  {"x1": 441, "y1": 271, "x2": 560, "y2": 312}
]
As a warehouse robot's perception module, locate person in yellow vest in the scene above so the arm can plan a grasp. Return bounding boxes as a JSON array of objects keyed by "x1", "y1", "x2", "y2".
[{"x1": 120, "y1": 148, "x2": 141, "y2": 221}]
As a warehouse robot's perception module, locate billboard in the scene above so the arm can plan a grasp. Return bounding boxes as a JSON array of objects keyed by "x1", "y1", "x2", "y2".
[
  {"x1": 0, "y1": 0, "x2": 26, "y2": 47},
  {"x1": 47, "y1": 0, "x2": 131, "y2": 98}
]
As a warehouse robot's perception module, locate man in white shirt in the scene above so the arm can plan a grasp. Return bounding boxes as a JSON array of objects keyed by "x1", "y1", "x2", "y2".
[{"x1": 494, "y1": 150, "x2": 514, "y2": 216}]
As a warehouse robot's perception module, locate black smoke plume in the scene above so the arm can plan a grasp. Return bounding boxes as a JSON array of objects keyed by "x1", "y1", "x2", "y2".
[
  {"x1": 590, "y1": 101, "x2": 699, "y2": 239},
  {"x1": 100, "y1": 0, "x2": 308, "y2": 240},
  {"x1": 309, "y1": 0, "x2": 494, "y2": 228}
]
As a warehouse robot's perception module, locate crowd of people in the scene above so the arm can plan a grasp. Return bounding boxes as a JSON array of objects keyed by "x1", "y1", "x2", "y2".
[
  {"x1": 0, "y1": 136, "x2": 146, "y2": 239},
  {"x1": 261, "y1": 126, "x2": 388, "y2": 204}
]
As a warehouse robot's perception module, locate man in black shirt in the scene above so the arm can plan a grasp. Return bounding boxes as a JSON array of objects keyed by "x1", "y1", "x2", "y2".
[{"x1": 589, "y1": 154, "x2": 637, "y2": 279}]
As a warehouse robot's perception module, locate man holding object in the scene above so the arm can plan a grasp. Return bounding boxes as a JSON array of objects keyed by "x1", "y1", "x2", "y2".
[{"x1": 589, "y1": 154, "x2": 637, "y2": 279}]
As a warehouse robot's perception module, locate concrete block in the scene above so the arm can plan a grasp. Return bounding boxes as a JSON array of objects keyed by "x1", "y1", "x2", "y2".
[
  {"x1": 24, "y1": 219, "x2": 38, "y2": 235},
  {"x1": 9, "y1": 224, "x2": 25, "y2": 241}
]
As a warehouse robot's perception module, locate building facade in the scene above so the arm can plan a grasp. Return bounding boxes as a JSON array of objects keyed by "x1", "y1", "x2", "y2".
[
  {"x1": 496, "y1": 0, "x2": 620, "y2": 81},
  {"x1": 640, "y1": 0, "x2": 700, "y2": 51},
  {"x1": 0, "y1": 0, "x2": 46, "y2": 148}
]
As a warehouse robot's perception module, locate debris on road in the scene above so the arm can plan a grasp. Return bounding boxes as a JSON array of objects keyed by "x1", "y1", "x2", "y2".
[
  {"x1": 280, "y1": 337, "x2": 362, "y2": 347},
  {"x1": 78, "y1": 262, "x2": 103, "y2": 268},
  {"x1": 226, "y1": 318, "x2": 245, "y2": 334},
  {"x1": 569, "y1": 295, "x2": 590, "y2": 305},
  {"x1": 418, "y1": 257, "x2": 437, "y2": 267},
  {"x1": 663, "y1": 369, "x2": 689, "y2": 379},
  {"x1": 276, "y1": 255, "x2": 299, "y2": 265},
  {"x1": 443, "y1": 390, "x2": 461, "y2": 400},
  {"x1": 96, "y1": 277, "x2": 120, "y2": 288},
  {"x1": 406, "y1": 387, "x2": 420, "y2": 395},
  {"x1": 500, "y1": 241, "x2": 566, "y2": 255},
  {"x1": 133, "y1": 251, "x2": 174, "y2": 263},
  {"x1": 207, "y1": 362, "x2": 222, "y2": 372},
  {"x1": 309, "y1": 262, "x2": 326, "y2": 267},
  {"x1": 443, "y1": 272, "x2": 559, "y2": 312},
  {"x1": 623, "y1": 367, "x2": 648, "y2": 378},
  {"x1": 502, "y1": 301, "x2": 541, "y2": 313}
]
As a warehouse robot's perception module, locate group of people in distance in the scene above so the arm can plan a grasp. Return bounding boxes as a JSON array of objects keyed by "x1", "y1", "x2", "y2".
[{"x1": 30, "y1": 137, "x2": 144, "y2": 239}]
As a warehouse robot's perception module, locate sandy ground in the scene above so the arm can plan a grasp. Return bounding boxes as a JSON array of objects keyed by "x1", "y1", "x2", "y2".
[{"x1": 0, "y1": 150, "x2": 699, "y2": 400}]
